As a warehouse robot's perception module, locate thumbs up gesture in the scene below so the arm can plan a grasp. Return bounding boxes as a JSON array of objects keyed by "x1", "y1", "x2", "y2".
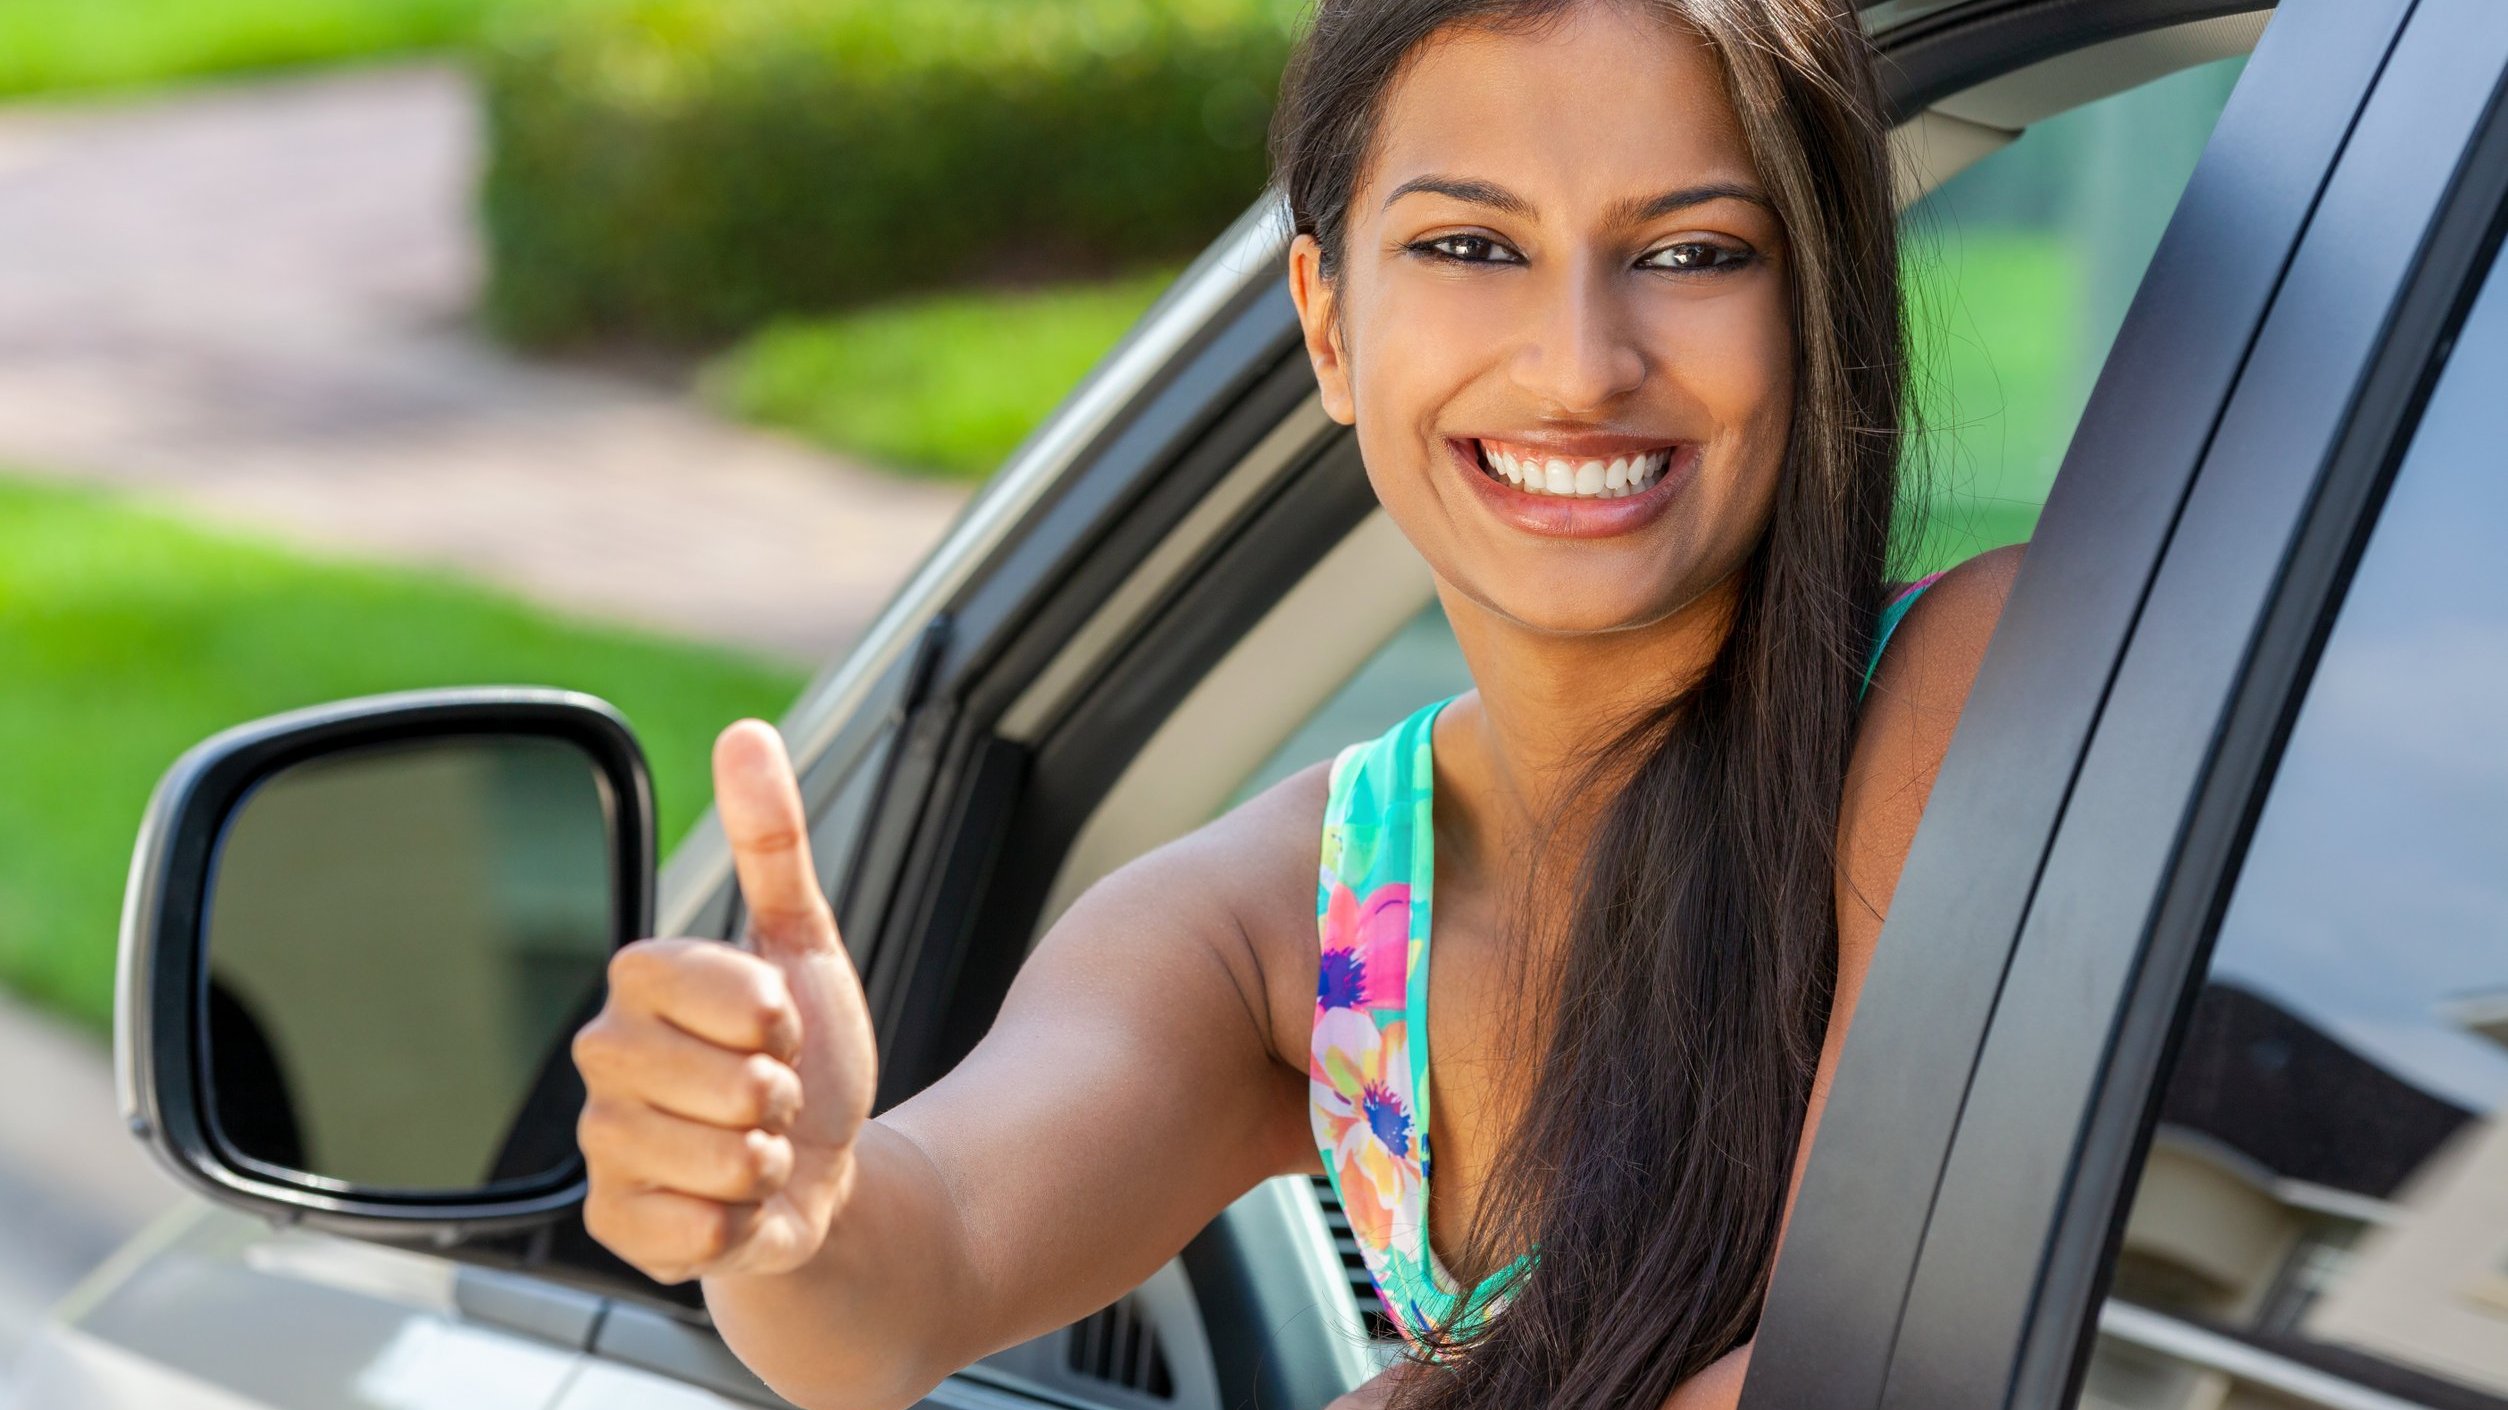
[{"x1": 574, "y1": 720, "x2": 878, "y2": 1284}]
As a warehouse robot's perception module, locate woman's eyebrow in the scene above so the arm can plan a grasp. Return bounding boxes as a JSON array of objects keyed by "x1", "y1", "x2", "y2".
[
  {"x1": 1381, "y1": 174, "x2": 1537, "y2": 217},
  {"x1": 1380, "y1": 174, "x2": 1773, "y2": 225},
  {"x1": 1606, "y1": 180, "x2": 1773, "y2": 226}
]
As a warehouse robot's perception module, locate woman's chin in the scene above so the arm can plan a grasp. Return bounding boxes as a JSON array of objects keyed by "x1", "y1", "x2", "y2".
[{"x1": 1474, "y1": 588, "x2": 1685, "y2": 640}]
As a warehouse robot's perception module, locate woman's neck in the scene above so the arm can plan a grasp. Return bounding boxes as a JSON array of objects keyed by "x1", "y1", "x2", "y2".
[{"x1": 1432, "y1": 570, "x2": 1740, "y2": 878}]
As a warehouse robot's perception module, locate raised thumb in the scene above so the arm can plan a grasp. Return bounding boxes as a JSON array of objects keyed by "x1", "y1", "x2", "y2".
[{"x1": 713, "y1": 719, "x2": 843, "y2": 962}]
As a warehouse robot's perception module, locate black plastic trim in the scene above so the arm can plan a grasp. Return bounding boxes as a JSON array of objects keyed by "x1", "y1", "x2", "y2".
[
  {"x1": 938, "y1": 281, "x2": 1311, "y2": 725},
  {"x1": 1741, "y1": 0, "x2": 2405, "y2": 1405},
  {"x1": 961, "y1": 426, "x2": 1373, "y2": 1023},
  {"x1": 595, "y1": 1300, "x2": 793, "y2": 1407},
  {"x1": 870, "y1": 732, "x2": 1031, "y2": 1110},
  {"x1": 855, "y1": 326, "x2": 1326, "y2": 1106},
  {"x1": 1880, "y1": 3, "x2": 2508, "y2": 1407},
  {"x1": 1878, "y1": 0, "x2": 2275, "y2": 119}
]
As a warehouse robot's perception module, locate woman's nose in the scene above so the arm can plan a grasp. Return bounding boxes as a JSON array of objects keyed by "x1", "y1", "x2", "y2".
[{"x1": 1511, "y1": 269, "x2": 1646, "y2": 413}]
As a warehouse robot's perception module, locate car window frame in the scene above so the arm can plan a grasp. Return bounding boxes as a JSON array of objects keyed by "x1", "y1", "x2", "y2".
[
  {"x1": 1744, "y1": 0, "x2": 2407, "y2": 1401},
  {"x1": 1861, "y1": 3, "x2": 2508, "y2": 1408}
]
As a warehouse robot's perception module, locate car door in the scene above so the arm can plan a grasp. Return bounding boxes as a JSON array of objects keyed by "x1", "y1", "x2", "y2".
[{"x1": 1746, "y1": 0, "x2": 2508, "y2": 1406}]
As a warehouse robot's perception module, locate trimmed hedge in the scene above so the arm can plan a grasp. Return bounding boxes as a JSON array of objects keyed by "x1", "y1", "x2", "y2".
[{"x1": 478, "y1": 0, "x2": 1302, "y2": 346}]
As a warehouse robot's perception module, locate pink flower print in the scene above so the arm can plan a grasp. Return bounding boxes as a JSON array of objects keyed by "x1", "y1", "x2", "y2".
[
  {"x1": 1311, "y1": 1008, "x2": 1420, "y2": 1257},
  {"x1": 1318, "y1": 879, "x2": 1411, "y2": 1012}
]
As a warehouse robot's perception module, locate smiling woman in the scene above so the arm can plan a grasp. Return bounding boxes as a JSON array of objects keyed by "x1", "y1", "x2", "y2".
[
  {"x1": 565, "y1": 4, "x2": 2020, "y2": 1410},
  {"x1": 1265, "y1": 1, "x2": 1959, "y2": 1403}
]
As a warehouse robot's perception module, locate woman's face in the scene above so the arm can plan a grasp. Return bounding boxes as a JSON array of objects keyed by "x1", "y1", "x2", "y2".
[{"x1": 1288, "y1": 1, "x2": 1793, "y2": 639}]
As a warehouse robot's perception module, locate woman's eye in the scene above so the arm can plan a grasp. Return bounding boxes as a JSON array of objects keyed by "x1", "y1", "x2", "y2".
[
  {"x1": 1640, "y1": 241, "x2": 1748, "y2": 273},
  {"x1": 1414, "y1": 234, "x2": 1520, "y2": 265}
]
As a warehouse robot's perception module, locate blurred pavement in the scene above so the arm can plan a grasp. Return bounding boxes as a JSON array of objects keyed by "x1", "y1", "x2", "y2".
[{"x1": 0, "y1": 62, "x2": 973, "y2": 665}]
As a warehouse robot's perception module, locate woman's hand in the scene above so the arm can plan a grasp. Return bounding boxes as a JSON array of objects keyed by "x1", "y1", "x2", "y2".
[
  {"x1": 571, "y1": 720, "x2": 880, "y2": 1284},
  {"x1": 569, "y1": 724, "x2": 1324, "y2": 1410}
]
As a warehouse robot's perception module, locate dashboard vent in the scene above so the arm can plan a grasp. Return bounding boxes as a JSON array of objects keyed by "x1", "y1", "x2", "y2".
[
  {"x1": 1065, "y1": 1293, "x2": 1177, "y2": 1399},
  {"x1": 1309, "y1": 1174, "x2": 1402, "y2": 1343}
]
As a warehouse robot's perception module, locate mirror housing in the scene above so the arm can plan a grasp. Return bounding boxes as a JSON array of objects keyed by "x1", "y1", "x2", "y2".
[{"x1": 116, "y1": 687, "x2": 654, "y2": 1237}]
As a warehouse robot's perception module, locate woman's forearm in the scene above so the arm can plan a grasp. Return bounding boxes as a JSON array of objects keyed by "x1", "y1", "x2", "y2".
[{"x1": 701, "y1": 1120, "x2": 988, "y2": 1410}]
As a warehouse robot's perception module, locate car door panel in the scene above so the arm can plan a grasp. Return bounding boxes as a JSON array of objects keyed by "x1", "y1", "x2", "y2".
[
  {"x1": 1742, "y1": 1, "x2": 2411, "y2": 1404},
  {"x1": 548, "y1": 1361, "x2": 1087, "y2": 1410},
  {"x1": 1880, "y1": 0, "x2": 2508, "y2": 1404},
  {"x1": 11, "y1": 1210, "x2": 581, "y2": 1410}
]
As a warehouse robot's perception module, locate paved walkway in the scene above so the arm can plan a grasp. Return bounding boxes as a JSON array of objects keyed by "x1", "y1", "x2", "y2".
[{"x1": 0, "y1": 62, "x2": 973, "y2": 665}]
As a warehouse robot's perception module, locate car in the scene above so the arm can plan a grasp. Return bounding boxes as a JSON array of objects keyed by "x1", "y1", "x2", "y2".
[{"x1": 15, "y1": 0, "x2": 2508, "y2": 1405}]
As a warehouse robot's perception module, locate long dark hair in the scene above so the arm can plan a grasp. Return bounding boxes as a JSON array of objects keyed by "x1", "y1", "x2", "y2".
[{"x1": 1267, "y1": 1, "x2": 1908, "y2": 1403}]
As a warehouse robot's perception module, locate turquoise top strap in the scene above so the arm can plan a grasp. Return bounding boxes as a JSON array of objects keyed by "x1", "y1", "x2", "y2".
[
  {"x1": 1862, "y1": 571, "x2": 1946, "y2": 699},
  {"x1": 1309, "y1": 696, "x2": 1523, "y2": 1345}
]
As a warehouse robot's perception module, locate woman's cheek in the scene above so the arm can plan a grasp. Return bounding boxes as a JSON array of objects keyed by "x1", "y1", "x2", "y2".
[
  {"x1": 1679, "y1": 282, "x2": 1795, "y2": 528},
  {"x1": 1349, "y1": 292, "x2": 1485, "y2": 503}
]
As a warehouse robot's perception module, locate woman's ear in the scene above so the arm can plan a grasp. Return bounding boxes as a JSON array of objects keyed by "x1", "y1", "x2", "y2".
[{"x1": 1288, "y1": 233, "x2": 1356, "y2": 426}]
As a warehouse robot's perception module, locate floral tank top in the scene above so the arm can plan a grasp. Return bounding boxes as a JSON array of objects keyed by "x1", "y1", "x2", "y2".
[{"x1": 1308, "y1": 573, "x2": 1946, "y2": 1346}]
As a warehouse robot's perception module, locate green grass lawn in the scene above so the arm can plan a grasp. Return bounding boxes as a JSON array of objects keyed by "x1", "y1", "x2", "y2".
[
  {"x1": 702, "y1": 265, "x2": 1186, "y2": 483},
  {"x1": 0, "y1": 475, "x2": 805, "y2": 1034},
  {"x1": 0, "y1": 0, "x2": 555, "y2": 99}
]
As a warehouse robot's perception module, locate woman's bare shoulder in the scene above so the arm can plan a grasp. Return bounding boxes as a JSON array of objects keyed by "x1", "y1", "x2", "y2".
[
  {"x1": 964, "y1": 755, "x2": 1333, "y2": 1169},
  {"x1": 1144, "y1": 756, "x2": 1337, "y2": 1072},
  {"x1": 1838, "y1": 543, "x2": 2027, "y2": 930},
  {"x1": 1043, "y1": 757, "x2": 1334, "y2": 1073},
  {"x1": 1877, "y1": 542, "x2": 2027, "y2": 710},
  {"x1": 1850, "y1": 539, "x2": 2028, "y2": 755}
]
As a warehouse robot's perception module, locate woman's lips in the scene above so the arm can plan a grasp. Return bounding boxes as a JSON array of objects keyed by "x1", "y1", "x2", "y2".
[{"x1": 1447, "y1": 436, "x2": 1697, "y2": 539}]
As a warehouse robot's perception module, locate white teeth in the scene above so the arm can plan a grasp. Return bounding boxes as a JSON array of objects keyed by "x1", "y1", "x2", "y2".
[{"x1": 1477, "y1": 442, "x2": 1679, "y2": 499}]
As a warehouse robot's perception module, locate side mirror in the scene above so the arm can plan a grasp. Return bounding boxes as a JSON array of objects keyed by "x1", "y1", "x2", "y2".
[{"x1": 116, "y1": 688, "x2": 653, "y2": 1236}]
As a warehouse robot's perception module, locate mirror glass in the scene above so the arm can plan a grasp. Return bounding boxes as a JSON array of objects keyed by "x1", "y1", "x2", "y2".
[{"x1": 203, "y1": 733, "x2": 616, "y2": 1194}]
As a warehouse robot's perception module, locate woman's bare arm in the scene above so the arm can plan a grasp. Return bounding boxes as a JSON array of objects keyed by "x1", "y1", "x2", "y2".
[{"x1": 578, "y1": 722, "x2": 1329, "y2": 1410}]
